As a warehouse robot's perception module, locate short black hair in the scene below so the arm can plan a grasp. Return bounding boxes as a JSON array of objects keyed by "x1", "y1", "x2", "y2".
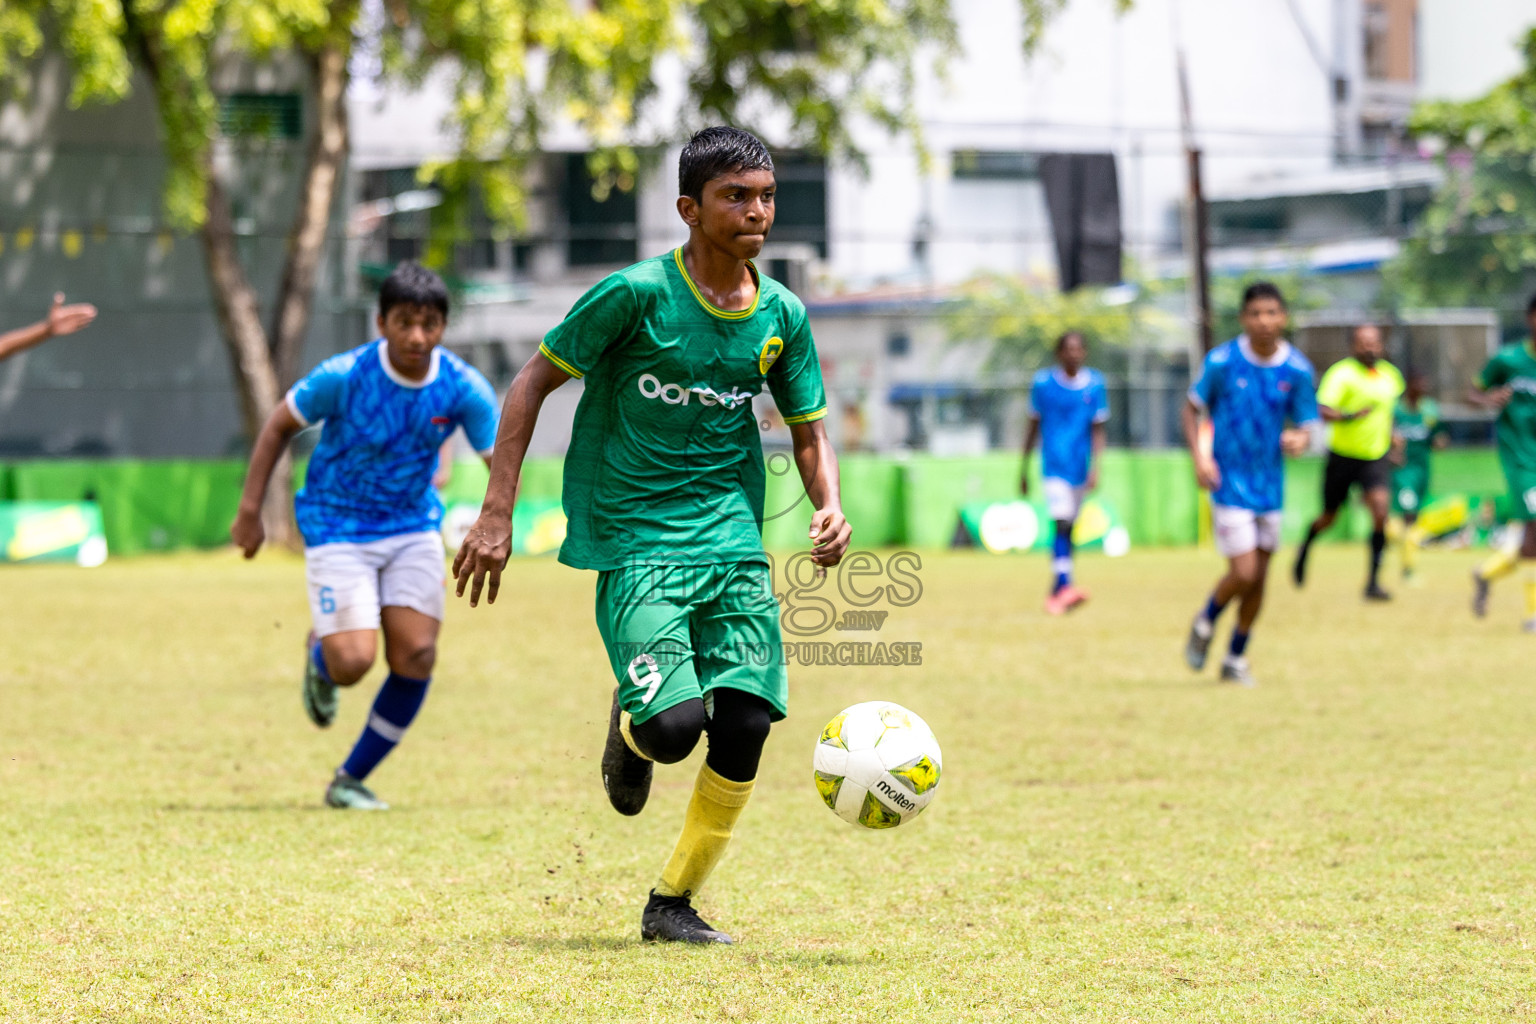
[
  {"x1": 379, "y1": 261, "x2": 449, "y2": 320},
  {"x1": 1055, "y1": 331, "x2": 1086, "y2": 353},
  {"x1": 1526, "y1": 292, "x2": 1536, "y2": 317},
  {"x1": 1241, "y1": 281, "x2": 1287, "y2": 311},
  {"x1": 678, "y1": 127, "x2": 774, "y2": 201}
]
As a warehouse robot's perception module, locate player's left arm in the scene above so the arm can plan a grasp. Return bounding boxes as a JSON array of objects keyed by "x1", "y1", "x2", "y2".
[
  {"x1": 788, "y1": 418, "x2": 851, "y2": 567},
  {"x1": 0, "y1": 293, "x2": 98, "y2": 362},
  {"x1": 1086, "y1": 377, "x2": 1109, "y2": 490},
  {"x1": 1282, "y1": 363, "x2": 1321, "y2": 456}
]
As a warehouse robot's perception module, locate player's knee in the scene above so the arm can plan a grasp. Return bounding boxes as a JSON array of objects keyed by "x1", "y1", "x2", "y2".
[
  {"x1": 326, "y1": 650, "x2": 374, "y2": 686},
  {"x1": 387, "y1": 640, "x2": 437, "y2": 678},
  {"x1": 1231, "y1": 563, "x2": 1263, "y2": 588},
  {"x1": 708, "y1": 693, "x2": 773, "y2": 754},
  {"x1": 630, "y1": 700, "x2": 706, "y2": 764}
]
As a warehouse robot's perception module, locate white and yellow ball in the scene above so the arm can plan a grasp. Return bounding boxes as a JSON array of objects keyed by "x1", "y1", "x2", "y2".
[{"x1": 813, "y1": 701, "x2": 942, "y2": 829}]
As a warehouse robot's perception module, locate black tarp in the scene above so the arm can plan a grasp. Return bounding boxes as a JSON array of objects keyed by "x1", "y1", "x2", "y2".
[{"x1": 1039, "y1": 152, "x2": 1123, "y2": 291}]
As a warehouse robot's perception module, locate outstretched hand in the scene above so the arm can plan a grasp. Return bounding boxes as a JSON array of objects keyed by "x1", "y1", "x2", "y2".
[
  {"x1": 46, "y1": 293, "x2": 97, "y2": 337},
  {"x1": 453, "y1": 513, "x2": 513, "y2": 607}
]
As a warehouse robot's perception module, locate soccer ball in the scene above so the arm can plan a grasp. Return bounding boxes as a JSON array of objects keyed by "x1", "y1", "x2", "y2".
[{"x1": 813, "y1": 701, "x2": 942, "y2": 829}]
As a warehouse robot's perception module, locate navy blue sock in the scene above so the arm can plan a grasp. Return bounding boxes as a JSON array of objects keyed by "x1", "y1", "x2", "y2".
[
  {"x1": 1201, "y1": 593, "x2": 1228, "y2": 625},
  {"x1": 1052, "y1": 524, "x2": 1073, "y2": 593},
  {"x1": 1229, "y1": 630, "x2": 1250, "y2": 657},
  {"x1": 341, "y1": 673, "x2": 430, "y2": 781},
  {"x1": 311, "y1": 640, "x2": 333, "y2": 685}
]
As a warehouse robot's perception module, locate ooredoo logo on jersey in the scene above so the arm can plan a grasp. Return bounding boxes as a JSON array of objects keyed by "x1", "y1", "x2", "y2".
[{"x1": 636, "y1": 373, "x2": 756, "y2": 410}]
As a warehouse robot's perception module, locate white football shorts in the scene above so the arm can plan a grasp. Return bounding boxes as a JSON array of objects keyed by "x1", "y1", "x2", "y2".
[
  {"x1": 1042, "y1": 477, "x2": 1087, "y2": 522},
  {"x1": 1211, "y1": 504, "x2": 1283, "y2": 559},
  {"x1": 304, "y1": 530, "x2": 446, "y2": 637}
]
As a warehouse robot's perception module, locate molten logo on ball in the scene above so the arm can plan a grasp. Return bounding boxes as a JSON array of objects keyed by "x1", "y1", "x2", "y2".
[{"x1": 813, "y1": 701, "x2": 942, "y2": 829}]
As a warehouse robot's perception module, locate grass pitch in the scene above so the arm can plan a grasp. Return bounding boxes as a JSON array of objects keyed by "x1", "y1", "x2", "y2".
[{"x1": 3, "y1": 545, "x2": 1535, "y2": 1022}]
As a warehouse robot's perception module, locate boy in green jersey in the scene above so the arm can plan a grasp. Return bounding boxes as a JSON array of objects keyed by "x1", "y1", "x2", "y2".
[
  {"x1": 1390, "y1": 370, "x2": 1448, "y2": 580},
  {"x1": 453, "y1": 128, "x2": 852, "y2": 944},
  {"x1": 1470, "y1": 293, "x2": 1536, "y2": 630},
  {"x1": 1292, "y1": 324, "x2": 1404, "y2": 600}
]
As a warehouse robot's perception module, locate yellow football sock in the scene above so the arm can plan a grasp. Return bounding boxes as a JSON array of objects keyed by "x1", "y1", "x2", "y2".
[
  {"x1": 655, "y1": 764, "x2": 755, "y2": 899},
  {"x1": 1401, "y1": 526, "x2": 1420, "y2": 574},
  {"x1": 1524, "y1": 567, "x2": 1536, "y2": 619},
  {"x1": 1478, "y1": 546, "x2": 1519, "y2": 583},
  {"x1": 618, "y1": 710, "x2": 651, "y2": 761}
]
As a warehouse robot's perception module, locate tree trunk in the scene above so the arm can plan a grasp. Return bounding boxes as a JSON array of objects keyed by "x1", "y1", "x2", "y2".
[
  {"x1": 270, "y1": 36, "x2": 352, "y2": 389},
  {"x1": 200, "y1": 171, "x2": 297, "y2": 548}
]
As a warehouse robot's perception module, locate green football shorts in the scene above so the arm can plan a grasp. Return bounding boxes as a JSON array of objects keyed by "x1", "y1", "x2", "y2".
[
  {"x1": 1391, "y1": 466, "x2": 1428, "y2": 515},
  {"x1": 1504, "y1": 461, "x2": 1536, "y2": 521},
  {"x1": 594, "y1": 561, "x2": 788, "y2": 726}
]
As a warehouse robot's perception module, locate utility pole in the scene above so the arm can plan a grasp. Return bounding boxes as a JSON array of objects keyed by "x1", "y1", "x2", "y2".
[{"x1": 1173, "y1": 7, "x2": 1212, "y2": 359}]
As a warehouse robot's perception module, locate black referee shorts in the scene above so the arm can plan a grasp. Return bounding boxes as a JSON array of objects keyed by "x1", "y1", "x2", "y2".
[{"x1": 1322, "y1": 451, "x2": 1392, "y2": 512}]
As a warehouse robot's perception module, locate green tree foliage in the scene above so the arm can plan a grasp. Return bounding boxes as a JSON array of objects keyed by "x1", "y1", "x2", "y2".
[
  {"x1": 947, "y1": 273, "x2": 1144, "y2": 372},
  {"x1": 1395, "y1": 28, "x2": 1536, "y2": 308}
]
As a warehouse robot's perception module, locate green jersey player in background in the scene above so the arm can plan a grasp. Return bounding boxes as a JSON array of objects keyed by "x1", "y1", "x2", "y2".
[
  {"x1": 1470, "y1": 293, "x2": 1536, "y2": 631},
  {"x1": 453, "y1": 128, "x2": 852, "y2": 944},
  {"x1": 1390, "y1": 370, "x2": 1447, "y2": 582}
]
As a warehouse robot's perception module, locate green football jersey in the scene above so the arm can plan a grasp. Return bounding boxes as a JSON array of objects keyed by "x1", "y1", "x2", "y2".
[
  {"x1": 1478, "y1": 342, "x2": 1536, "y2": 472},
  {"x1": 540, "y1": 249, "x2": 827, "y2": 570},
  {"x1": 1393, "y1": 397, "x2": 1442, "y2": 473}
]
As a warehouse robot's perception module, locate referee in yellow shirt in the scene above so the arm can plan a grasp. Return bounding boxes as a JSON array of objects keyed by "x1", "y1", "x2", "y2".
[{"x1": 1292, "y1": 324, "x2": 1405, "y2": 600}]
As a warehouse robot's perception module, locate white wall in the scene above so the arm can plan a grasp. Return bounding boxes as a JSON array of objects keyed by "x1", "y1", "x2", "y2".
[{"x1": 1419, "y1": 0, "x2": 1532, "y2": 101}]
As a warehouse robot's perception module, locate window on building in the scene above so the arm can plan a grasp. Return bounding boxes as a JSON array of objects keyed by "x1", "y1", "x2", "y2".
[
  {"x1": 951, "y1": 150, "x2": 1040, "y2": 181},
  {"x1": 565, "y1": 153, "x2": 638, "y2": 267},
  {"x1": 769, "y1": 152, "x2": 828, "y2": 258},
  {"x1": 218, "y1": 93, "x2": 303, "y2": 140}
]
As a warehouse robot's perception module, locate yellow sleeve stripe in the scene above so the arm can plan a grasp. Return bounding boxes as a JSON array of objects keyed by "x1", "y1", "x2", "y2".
[
  {"x1": 781, "y1": 407, "x2": 828, "y2": 425},
  {"x1": 538, "y1": 343, "x2": 585, "y2": 379}
]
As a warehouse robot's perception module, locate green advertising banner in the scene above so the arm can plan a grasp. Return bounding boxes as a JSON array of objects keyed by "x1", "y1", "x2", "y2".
[{"x1": 0, "y1": 501, "x2": 108, "y2": 565}]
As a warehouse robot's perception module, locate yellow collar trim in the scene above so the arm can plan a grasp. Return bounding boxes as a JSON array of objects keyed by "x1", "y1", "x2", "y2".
[{"x1": 672, "y1": 248, "x2": 761, "y2": 320}]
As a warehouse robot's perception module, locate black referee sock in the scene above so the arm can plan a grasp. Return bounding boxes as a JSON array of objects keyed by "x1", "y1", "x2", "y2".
[{"x1": 1368, "y1": 529, "x2": 1387, "y2": 587}]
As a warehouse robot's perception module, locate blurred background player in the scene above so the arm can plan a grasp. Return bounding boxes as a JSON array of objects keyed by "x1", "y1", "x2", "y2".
[
  {"x1": 231, "y1": 262, "x2": 498, "y2": 810},
  {"x1": 1020, "y1": 331, "x2": 1108, "y2": 614},
  {"x1": 453, "y1": 127, "x2": 851, "y2": 945},
  {"x1": 1390, "y1": 370, "x2": 1448, "y2": 582},
  {"x1": 1182, "y1": 282, "x2": 1318, "y2": 686},
  {"x1": 0, "y1": 292, "x2": 98, "y2": 362},
  {"x1": 1469, "y1": 293, "x2": 1536, "y2": 631},
  {"x1": 1291, "y1": 324, "x2": 1404, "y2": 601}
]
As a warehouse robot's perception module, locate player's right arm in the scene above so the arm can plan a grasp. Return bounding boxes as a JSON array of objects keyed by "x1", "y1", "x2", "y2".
[
  {"x1": 230, "y1": 401, "x2": 305, "y2": 557},
  {"x1": 1184, "y1": 352, "x2": 1220, "y2": 491},
  {"x1": 1019, "y1": 416, "x2": 1040, "y2": 496},
  {"x1": 452, "y1": 353, "x2": 571, "y2": 606},
  {"x1": 1470, "y1": 353, "x2": 1513, "y2": 410}
]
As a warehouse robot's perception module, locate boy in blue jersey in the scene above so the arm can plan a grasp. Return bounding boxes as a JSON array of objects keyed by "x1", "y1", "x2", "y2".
[
  {"x1": 0, "y1": 292, "x2": 97, "y2": 362},
  {"x1": 231, "y1": 262, "x2": 499, "y2": 810},
  {"x1": 1021, "y1": 331, "x2": 1109, "y2": 614},
  {"x1": 1181, "y1": 282, "x2": 1319, "y2": 686}
]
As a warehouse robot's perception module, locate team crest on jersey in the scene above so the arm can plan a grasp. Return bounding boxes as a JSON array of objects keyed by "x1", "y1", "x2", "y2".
[{"x1": 759, "y1": 337, "x2": 784, "y2": 375}]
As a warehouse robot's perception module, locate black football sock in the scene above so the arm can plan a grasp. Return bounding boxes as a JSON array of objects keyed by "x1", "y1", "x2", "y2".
[{"x1": 1368, "y1": 529, "x2": 1387, "y2": 588}]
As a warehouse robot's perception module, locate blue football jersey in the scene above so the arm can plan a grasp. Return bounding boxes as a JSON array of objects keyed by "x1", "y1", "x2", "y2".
[
  {"x1": 1190, "y1": 336, "x2": 1319, "y2": 512},
  {"x1": 287, "y1": 339, "x2": 500, "y2": 546},
  {"x1": 1029, "y1": 367, "x2": 1109, "y2": 486}
]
